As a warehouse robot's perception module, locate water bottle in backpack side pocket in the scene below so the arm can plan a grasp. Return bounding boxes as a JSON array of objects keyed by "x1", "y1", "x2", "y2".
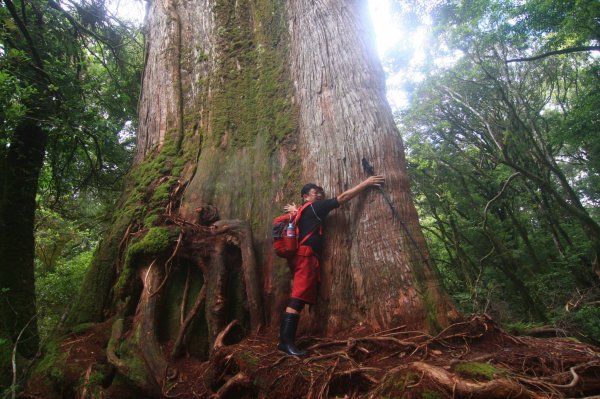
[{"x1": 284, "y1": 222, "x2": 297, "y2": 253}]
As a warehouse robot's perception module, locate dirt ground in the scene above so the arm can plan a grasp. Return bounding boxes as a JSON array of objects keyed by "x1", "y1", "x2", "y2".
[{"x1": 20, "y1": 315, "x2": 600, "y2": 399}]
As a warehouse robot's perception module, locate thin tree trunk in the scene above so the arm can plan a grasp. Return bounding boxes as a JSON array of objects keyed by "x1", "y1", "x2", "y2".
[{"x1": 0, "y1": 118, "x2": 46, "y2": 385}]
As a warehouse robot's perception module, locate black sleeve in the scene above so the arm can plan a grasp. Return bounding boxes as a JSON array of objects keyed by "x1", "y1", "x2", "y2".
[{"x1": 311, "y1": 198, "x2": 340, "y2": 219}]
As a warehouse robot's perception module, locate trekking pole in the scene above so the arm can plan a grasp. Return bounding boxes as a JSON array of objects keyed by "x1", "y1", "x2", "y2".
[
  {"x1": 362, "y1": 158, "x2": 400, "y2": 219},
  {"x1": 361, "y1": 157, "x2": 430, "y2": 266}
]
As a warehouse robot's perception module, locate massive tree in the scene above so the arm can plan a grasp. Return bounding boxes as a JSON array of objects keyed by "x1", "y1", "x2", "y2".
[{"x1": 61, "y1": 0, "x2": 457, "y2": 394}]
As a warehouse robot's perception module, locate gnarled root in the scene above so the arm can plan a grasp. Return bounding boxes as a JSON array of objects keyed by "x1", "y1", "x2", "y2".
[
  {"x1": 137, "y1": 263, "x2": 169, "y2": 386},
  {"x1": 210, "y1": 219, "x2": 262, "y2": 332},
  {"x1": 203, "y1": 321, "x2": 248, "y2": 395},
  {"x1": 210, "y1": 372, "x2": 251, "y2": 399},
  {"x1": 412, "y1": 361, "x2": 548, "y2": 398}
]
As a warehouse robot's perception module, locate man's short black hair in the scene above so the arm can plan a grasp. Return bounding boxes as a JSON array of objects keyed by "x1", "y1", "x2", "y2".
[{"x1": 301, "y1": 183, "x2": 323, "y2": 197}]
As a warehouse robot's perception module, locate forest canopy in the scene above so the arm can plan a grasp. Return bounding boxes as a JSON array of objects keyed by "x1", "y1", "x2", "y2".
[{"x1": 389, "y1": 0, "x2": 600, "y2": 336}]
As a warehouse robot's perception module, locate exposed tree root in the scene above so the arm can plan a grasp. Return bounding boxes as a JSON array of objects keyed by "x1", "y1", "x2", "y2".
[
  {"x1": 171, "y1": 282, "x2": 207, "y2": 359},
  {"x1": 399, "y1": 361, "x2": 545, "y2": 399},
  {"x1": 210, "y1": 219, "x2": 262, "y2": 332},
  {"x1": 22, "y1": 315, "x2": 600, "y2": 399},
  {"x1": 101, "y1": 211, "x2": 265, "y2": 393},
  {"x1": 22, "y1": 191, "x2": 600, "y2": 399},
  {"x1": 210, "y1": 372, "x2": 251, "y2": 399}
]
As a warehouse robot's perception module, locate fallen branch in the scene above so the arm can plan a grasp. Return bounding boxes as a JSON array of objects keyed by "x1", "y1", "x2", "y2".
[{"x1": 78, "y1": 365, "x2": 93, "y2": 399}]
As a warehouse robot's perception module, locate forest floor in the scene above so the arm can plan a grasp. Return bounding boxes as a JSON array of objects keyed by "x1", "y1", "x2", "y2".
[{"x1": 21, "y1": 315, "x2": 600, "y2": 399}]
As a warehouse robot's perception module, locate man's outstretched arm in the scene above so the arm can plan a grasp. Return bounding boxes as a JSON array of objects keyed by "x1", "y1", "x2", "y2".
[{"x1": 337, "y1": 175, "x2": 384, "y2": 204}]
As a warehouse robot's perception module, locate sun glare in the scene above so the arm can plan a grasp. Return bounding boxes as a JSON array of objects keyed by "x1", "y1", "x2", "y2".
[
  {"x1": 107, "y1": 0, "x2": 145, "y2": 24},
  {"x1": 368, "y1": 0, "x2": 405, "y2": 58}
]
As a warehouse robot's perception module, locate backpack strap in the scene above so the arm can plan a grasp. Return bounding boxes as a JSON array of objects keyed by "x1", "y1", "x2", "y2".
[{"x1": 295, "y1": 202, "x2": 319, "y2": 246}]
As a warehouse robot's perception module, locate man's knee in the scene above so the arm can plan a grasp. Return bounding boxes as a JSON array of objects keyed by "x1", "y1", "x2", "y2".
[{"x1": 287, "y1": 298, "x2": 305, "y2": 313}]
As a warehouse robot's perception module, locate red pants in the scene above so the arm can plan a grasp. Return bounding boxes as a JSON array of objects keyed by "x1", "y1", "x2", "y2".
[{"x1": 289, "y1": 246, "x2": 320, "y2": 304}]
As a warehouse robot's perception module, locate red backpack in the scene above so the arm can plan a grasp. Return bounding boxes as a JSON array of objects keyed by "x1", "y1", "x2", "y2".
[{"x1": 272, "y1": 203, "x2": 317, "y2": 258}]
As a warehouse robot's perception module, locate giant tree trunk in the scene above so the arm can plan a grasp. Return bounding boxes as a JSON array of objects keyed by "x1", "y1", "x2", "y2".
[
  {"x1": 287, "y1": 1, "x2": 457, "y2": 333},
  {"x1": 67, "y1": 0, "x2": 457, "y2": 393}
]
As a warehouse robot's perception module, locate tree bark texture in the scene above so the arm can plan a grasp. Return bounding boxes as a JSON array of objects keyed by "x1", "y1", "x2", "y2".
[
  {"x1": 75, "y1": 0, "x2": 457, "y2": 341},
  {"x1": 286, "y1": 0, "x2": 457, "y2": 333}
]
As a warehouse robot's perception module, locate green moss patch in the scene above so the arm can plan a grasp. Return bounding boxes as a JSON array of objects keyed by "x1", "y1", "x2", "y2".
[
  {"x1": 453, "y1": 361, "x2": 500, "y2": 381},
  {"x1": 30, "y1": 341, "x2": 69, "y2": 388},
  {"x1": 127, "y1": 227, "x2": 173, "y2": 260}
]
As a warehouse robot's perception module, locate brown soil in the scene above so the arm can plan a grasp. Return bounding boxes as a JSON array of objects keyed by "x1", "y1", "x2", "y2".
[{"x1": 20, "y1": 315, "x2": 600, "y2": 399}]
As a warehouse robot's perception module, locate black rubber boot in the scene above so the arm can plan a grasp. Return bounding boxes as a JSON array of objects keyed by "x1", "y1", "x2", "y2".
[{"x1": 277, "y1": 312, "x2": 308, "y2": 356}]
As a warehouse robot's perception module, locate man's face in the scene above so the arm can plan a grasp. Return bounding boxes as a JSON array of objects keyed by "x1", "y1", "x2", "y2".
[{"x1": 304, "y1": 188, "x2": 324, "y2": 202}]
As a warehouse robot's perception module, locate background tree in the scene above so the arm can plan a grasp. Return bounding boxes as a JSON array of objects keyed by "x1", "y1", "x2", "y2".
[
  {"x1": 397, "y1": 0, "x2": 599, "y2": 334},
  {"x1": 0, "y1": 0, "x2": 141, "y2": 389}
]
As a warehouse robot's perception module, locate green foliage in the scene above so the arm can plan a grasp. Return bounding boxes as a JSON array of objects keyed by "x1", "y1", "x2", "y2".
[
  {"x1": 35, "y1": 251, "x2": 91, "y2": 339},
  {"x1": 1, "y1": 0, "x2": 142, "y2": 206},
  {"x1": 503, "y1": 321, "x2": 546, "y2": 335},
  {"x1": 34, "y1": 199, "x2": 111, "y2": 340},
  {"x1": 0, "y1": 330, "x2": 11, "y2": 386},
  {"x1": 562, "y1": 306, "x2": 600, "y2": 343},
  {"x1": 1, "y1": 0, "x2": 142, "y2": 376},
  {"x1": 393, "y1": 0, "x2": 600, "y2": 329}
]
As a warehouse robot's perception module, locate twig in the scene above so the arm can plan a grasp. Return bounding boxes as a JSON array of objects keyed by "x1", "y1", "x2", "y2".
[
  {"x1": 12, "y1": 314, "x2": 37, "y2": 399},
  {"x1": 304, "y1": 351, "x2": 350, "y2": 363},
  {"x1": 368, "y1": 325, "x2": 407, "y2": 336},
  {"x1": 334, "y1": 367, "x2": 381, "y2": 385},
  {"x1": 316, "y1": 359, "x2": 338, "y2": 399},
  {"x1": 60, "y1": 333, "x2": 94, "y2": 347},
  {"x1": 180, "y1": 264, "x2": 191, "y2": 325}
]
